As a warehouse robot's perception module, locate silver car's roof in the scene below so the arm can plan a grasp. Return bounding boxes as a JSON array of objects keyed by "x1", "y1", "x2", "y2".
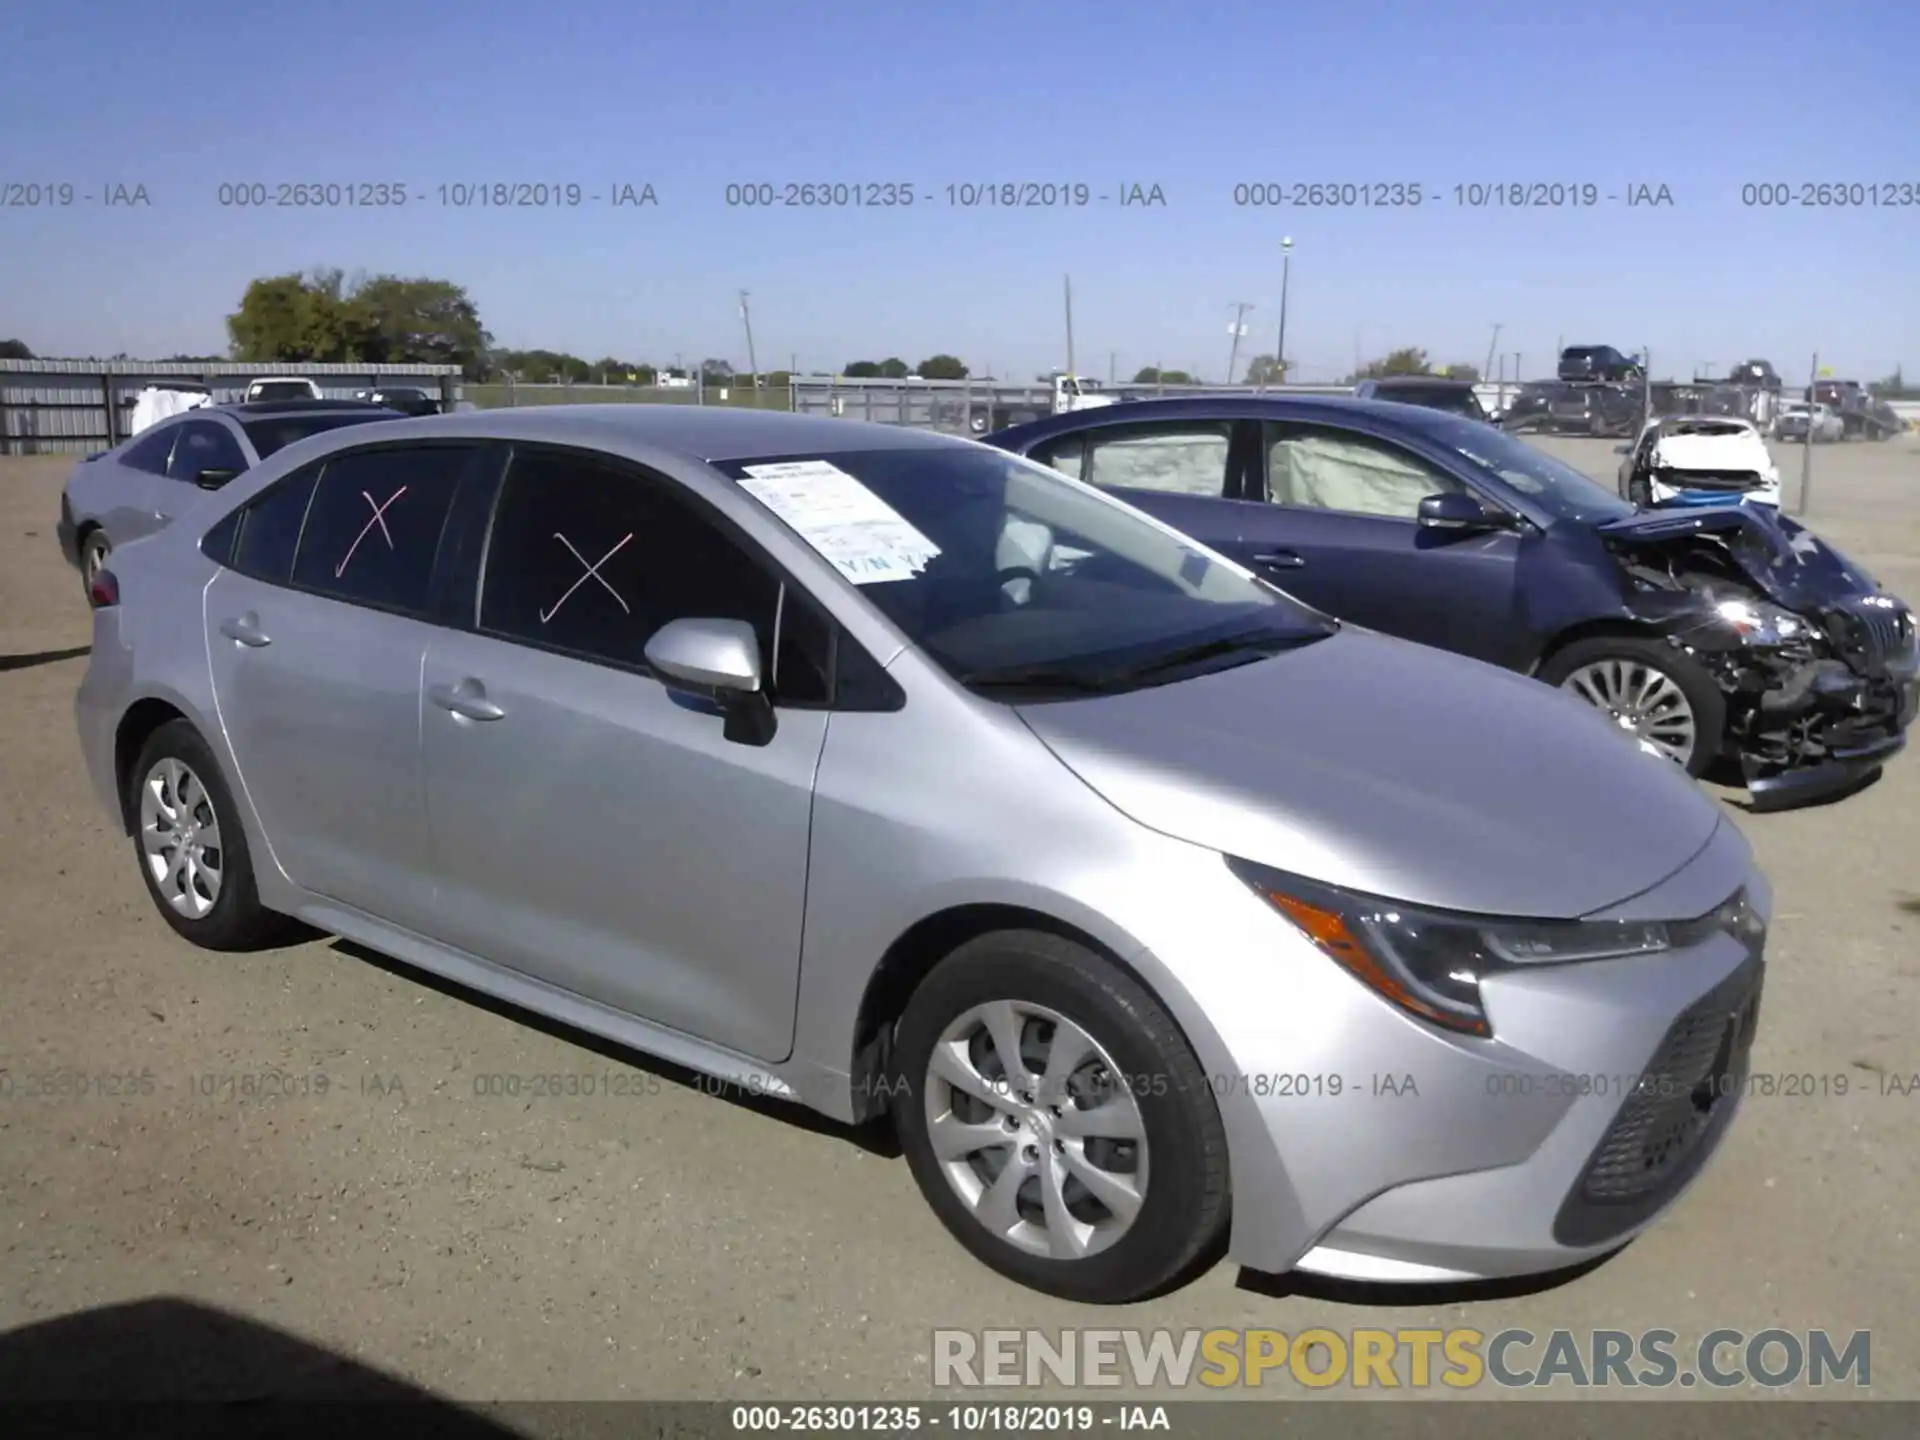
[{"x1": 358, "y1": 404, "x2": 976, "y2": 464}]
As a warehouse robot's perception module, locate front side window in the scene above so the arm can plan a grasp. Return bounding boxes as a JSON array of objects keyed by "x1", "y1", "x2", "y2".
[
  {"x1": 713, "y1": 446, "x2": 1331, "y2": 694},
  {"x1": 289, "y1": 445, "x2": 474, "y2": 613},
  {"x1": 121, "y1": 424, "x2": 179, "y2": 475},
  {"x1": 166, "y1": 421, "x2": 249, "y2": 480},
  {"x1": 478, "y1": 448, "x2": 831, "y2": 703},
  {"x1": 1263, "y1": 425, "x2": 1464, "y2": 519}
]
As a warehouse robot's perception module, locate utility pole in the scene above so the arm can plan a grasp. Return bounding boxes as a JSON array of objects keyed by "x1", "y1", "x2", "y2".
[
  {"x1": 738, "y1": 291, "x2": 759, "y2": 391},
  {"x1": 1797, "y1": 352, "x2": 1818, "y2": 514},
  {"x1": 1109, "y1": 351, "x2": 1116, "y2": 386},
  {"x1": 1275, "y1": 237, "x2": 1294, "y2": 385},
  {"x1": 1063, "y1": 275, "x2": 1076, "y2": 378},
  {"x1": 1483, "y1": 323, "x2": 1502, "y2": 385},
  {"x1": 1226, "y1": 302, "x2": 1254, "y2": 389}
]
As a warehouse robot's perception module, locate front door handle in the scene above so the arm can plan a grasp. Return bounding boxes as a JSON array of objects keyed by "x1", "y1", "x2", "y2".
[
  {"x1": 218, "y1": 613, "x2": 271, "y2": 647},
  {"x1": 1252, "y1": 550, "x2": 1305, "y2": 569},
  {"x1": 429, "y1": 679, "x2": 505, "y2": 722}
]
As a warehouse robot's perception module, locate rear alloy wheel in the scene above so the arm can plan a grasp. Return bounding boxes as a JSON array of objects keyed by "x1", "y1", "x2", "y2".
[
  {"x1": 80, "y1": 530, "x2": 111, "y2": 595},
  {"x1": 1539, "y1": 637, "x2": 1727, "y2": 777},
  {"x1": 129, "y1": 719, "x2": 297, "y2": 950},
  {"x1": 892, "y1": 931, "x2": 1230, "y2": 1303}
]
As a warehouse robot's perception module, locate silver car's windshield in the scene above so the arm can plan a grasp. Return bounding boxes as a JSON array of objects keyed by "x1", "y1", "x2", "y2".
[{"x1": 717, "y1": 446, "x2": 1334, "y2": 694}]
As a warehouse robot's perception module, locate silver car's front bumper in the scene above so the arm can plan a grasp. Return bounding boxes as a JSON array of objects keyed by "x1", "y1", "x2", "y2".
[{"x1": 1135, "y1": 821, "x2": 1766, "y2": 1282}]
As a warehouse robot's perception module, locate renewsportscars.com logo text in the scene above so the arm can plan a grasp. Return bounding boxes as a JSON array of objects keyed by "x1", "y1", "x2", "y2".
[{"x1": 932, "y1": 1328, "x2": 1870, "y2": 1391}]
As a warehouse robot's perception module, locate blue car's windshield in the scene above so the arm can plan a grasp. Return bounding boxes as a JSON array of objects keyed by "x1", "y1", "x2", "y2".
[
  {"x1": 715, "y1": 446, "x2": 1334, "y2": 692},
  {"x1": 1420, "y1": 415, "x2": 1638, "y2": 523}
]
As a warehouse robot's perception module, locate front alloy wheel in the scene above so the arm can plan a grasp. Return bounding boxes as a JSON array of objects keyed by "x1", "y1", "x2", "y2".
[
  {"x1": 1560, "y1": 659, "x2": 1698, "y2": 766},
  {"x1": 924, "y1": 999, "x2": 1149, "y2": 1261},
  {"x1": 1539, "y1": 636, "x2": 1728, "y2": 778}
]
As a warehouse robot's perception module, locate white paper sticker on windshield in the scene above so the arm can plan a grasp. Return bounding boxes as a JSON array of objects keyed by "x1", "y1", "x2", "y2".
[{"x1": 739, "y1": 460, "x2": 941, "y2": 585}]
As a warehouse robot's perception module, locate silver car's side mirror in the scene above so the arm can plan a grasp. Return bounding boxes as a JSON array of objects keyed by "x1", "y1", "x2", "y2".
[{"x1": 645, "y1": 617, "x2": 763, "y2": 693}]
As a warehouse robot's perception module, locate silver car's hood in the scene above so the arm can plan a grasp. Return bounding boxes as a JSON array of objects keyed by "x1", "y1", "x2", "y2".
[{"x1": 1015, "y1": 628, "x2": 1725, "y2": 919}]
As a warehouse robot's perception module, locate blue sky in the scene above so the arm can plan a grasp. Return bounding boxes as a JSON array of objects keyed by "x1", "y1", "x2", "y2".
[{"x1": 3, "y1": 0, "x2": 1914, "y2": 384}]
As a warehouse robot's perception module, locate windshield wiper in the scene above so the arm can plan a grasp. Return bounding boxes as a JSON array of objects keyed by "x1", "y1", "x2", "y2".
[
  {"x1": 956, "y1": 662, "x2": 1121, "y2": 694},
  {"x1": 1088, "y1": 628, "x2": 1318, "y2": 686}
]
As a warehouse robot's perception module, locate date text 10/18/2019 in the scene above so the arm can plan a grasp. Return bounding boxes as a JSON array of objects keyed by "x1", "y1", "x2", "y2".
[{"x1": 1231, "y1": 182, "x2": 1675, "y2": 208}]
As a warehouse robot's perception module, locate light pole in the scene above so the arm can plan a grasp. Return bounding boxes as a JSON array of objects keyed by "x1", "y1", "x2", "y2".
[{"x1": 1275, "y1": 237, "x2": 1293, "y2": 386}]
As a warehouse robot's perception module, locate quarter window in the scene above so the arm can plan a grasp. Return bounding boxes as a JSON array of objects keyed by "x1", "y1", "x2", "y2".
[
  {"x1": 230, "y1": 464, "x2": 322, "y2": 583},
  {"x1": 289, "y1": 445, "x2": 474, "y2": 614},
  {"x1": 478, "y1": 448, "x2": 832, "y2": 704}
]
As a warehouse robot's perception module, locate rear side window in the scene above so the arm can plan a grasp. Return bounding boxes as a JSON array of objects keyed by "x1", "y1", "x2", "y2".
[
  {"x1": 231, "y1": 464, "x2": 322, "y2": 582},
  {"x1": 289, "y1": 445, "x2": 475, "y2": 615},
  {"x1": 121, "y1": 425, "x2": 179, "y2": 475}
]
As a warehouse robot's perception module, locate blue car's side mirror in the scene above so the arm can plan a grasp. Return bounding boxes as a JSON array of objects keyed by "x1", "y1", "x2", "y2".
[{"x1": 1418, "y1": 492, "x2": 1501, "y2": 531}]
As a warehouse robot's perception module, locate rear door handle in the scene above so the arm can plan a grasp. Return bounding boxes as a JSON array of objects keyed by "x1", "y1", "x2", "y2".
[
  {"x1": 429, "y1": 679, "x2": 505, "y2": 722},
  {"x1": 218, "y1": 613, "x2": 271, "y2": 647},
  {"x1": 1252, "y1": 550, "x2": 1305, "y2": 569}
]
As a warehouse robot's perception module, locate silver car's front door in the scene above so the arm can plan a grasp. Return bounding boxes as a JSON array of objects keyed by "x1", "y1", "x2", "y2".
[
  {"x1": 414, "y1": 442, "x2": 833, "y2": 1063},
  {"x1": 418, "y1": 628, "x2": 827, "y2": 1062}
]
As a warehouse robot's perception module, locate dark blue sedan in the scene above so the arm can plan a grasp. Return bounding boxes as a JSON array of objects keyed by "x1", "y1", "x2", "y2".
[{"x1": 986, "y1": 396, "x2": 1917, "y2": 805}]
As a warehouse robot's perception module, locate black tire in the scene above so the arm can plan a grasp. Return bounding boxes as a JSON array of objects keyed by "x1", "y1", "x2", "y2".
[
  {"x1": 79, "y1": 529, "x2": 110, "y2": 597},
  {"x1": 127, "y1": 719, "x2": 297, "y2": 951},
  {"x1": 1537, "y1": 636, "x2": 1727, "y2": 778},
  {"x1": 891, "y1": 930, "x2": 1231, "y2": 1303}
]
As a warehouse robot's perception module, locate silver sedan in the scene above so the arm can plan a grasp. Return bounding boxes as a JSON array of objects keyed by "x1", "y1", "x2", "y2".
[{"x1": 74, "y1": 404, "x2": 1769, "y2": 1301}]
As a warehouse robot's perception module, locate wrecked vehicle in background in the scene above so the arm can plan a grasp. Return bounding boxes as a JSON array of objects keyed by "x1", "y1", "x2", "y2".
[
  {"x1": 1616, "y1": 415, "x2": 1780, "y2": 510},
  {"x1": 987, "y1": 395, "x2": 1917, "y2": 806}
]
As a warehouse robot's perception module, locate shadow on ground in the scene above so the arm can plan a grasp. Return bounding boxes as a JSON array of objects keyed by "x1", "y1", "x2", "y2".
[
  {"x1": 0, "y1": 1296, "x2": 525, "y2": 1433},
  {"x1": 0, "y1": 645, "x2": 89, "y2": 673}
]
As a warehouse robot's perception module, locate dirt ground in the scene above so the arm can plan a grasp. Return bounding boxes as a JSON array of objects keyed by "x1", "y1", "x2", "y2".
[{"x1": 2, "y1": 436, "x2": 1918, "y2": 1413}]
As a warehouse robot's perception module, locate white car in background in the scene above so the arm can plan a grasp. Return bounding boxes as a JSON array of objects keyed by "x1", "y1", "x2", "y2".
[
  {"x1": 1617, "y1": 415, "x2": 1780, "y2": 510},
  {"x1": 1775, "y1": 402, "x2": 1846, "y2": 444},
  {"x1": 243, "y1": 376, "x2": 324, "y2": 402}
]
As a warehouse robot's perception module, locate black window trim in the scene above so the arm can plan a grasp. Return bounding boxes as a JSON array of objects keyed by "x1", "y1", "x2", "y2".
[
  {"x1": 462, "y1": 440, "x2": 862, "y2": 713},
  {"x1": 1257, "y1": 418, "x2": 1492, "y2": 526},
  {"x1": 215, "y1": 439, "x2": 490, "y2": 624}
]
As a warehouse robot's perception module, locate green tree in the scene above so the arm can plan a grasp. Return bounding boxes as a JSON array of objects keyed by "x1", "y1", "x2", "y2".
[
  {"x1": 1243, "y1": 355, "x2": 1288, "y2": 385},
  {"x1": 877, "y1": 357, "x2": 910, "y2": 379},
  {"x1": 0, "y1": 338, "x2": 34, "y2": 360},
  {"x1": 1352, "y1": 347, "x2": 1431, "y2": 380},
  {"x1": 227, "y1": 274, "x2": 335, "y2": 361},
  {"x1": 1438, "y1": 362, "x2": 1481, "y2": 383},
  {"x1": 1133, "y1": 367, "x2": 1195, "y2": 385},
  {"x1": 916, "y1": 354, "x2": 969, "y2": 380},
  {"x1": 766, "y1": 369, "x2": 793, "y2": 387},
  {"x1": 700, "y1": 358, "x2": 734, "y2": 384},
  {"x1": 843, "y1": 360, "x2": 882, "y2": 377}
]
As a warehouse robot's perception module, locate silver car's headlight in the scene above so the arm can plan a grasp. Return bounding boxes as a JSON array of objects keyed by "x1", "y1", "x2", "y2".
[
  {"x1": 1228, "y1": 860, "x2": 1758, "y2": 1038},
  {"x1": 1713, "y1": 596, "x2": 1805, "y2": 643}
]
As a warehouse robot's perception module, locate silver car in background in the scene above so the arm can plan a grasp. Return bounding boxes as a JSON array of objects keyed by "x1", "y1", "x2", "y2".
[
  {"x1": 76, "y1": 406, "x2": 1769, "y2": 1301},
  {"x1": 56, "y1": 399, "x2": 403, "y2": 594}
]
